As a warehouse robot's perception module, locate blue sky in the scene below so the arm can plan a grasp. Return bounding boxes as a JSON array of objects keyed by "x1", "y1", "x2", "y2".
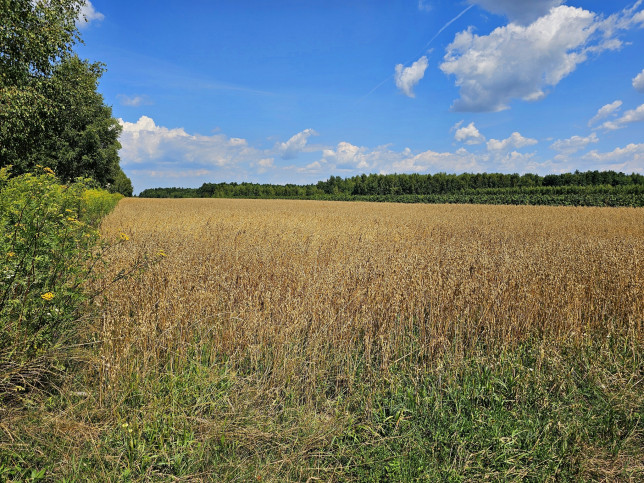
[{"x1": 76, "y1": 1, "x2": 644, "y2": 193}]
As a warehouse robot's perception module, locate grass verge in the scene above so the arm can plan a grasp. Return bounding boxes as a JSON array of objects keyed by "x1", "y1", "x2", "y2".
[{"x1": 1, "y1": 334, "x2": 641, "y2": 481}]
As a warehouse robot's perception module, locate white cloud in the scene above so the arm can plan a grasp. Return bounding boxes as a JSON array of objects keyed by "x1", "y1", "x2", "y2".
[
  {"x1": 395, "y1": 56, "x2": 429, "y2": 98},
  {"x1": 487, "y1": 132, "x2": 538, "y2": 151},
  {"x1": 257, "y1": 158, "x2": 274, "y2": 168},
  {"x1": 116, "y1": 94, "x2": 151, "y2": 107},
  {"x1": 133, "y1": 169, "x2": 213, "y2": 179},
  {"x1": 582, "y1": 143, "x2": 644, "y2": 173},
  {"x1": 550, "y1": 133, "x2": 599, "y2": 155},
  {"x1": 278, "y1": 128, "x2": 318, "y2": 159},
  {"x1": 77, "y1": 1, "x2": 104, "y2": 28},
  {"x1": 118, "y1": 116, "x2": 258, "y2": 167},
  {"x1": 633, "y1": 69, "x2": 644, "y2": 92},
  {"x1": 440, "y1": 4, "x2": 644, "y2": 112},
  {"x1": 588, "y1": 100, "x2": 622, "y2": 127},
  {"x1": 453, "y1": 121, "x2": 486, "y2": 145},
  {"x1": 598, "y1": 103, "x2": 644, "y2": 130},
  {"x1": 394, "y1": 148, "x2": 483, "y2": 173},
  {"x1": 251, "y1": 157, "x2": 275, "y2": 174},
  {"x1": 469, "y1": 0, "x2": 563, "y2": 25},
  {"x1": 317, "y1": 142, "x2": 385, "y2": 172}
]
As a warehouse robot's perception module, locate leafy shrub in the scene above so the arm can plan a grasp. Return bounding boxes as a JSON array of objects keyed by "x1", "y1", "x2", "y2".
[
  {"x1": 0, "y1": 166, "x2": 120, "y2": 401},
  {"x1": 82, "y1": 188, "x2": 123, "y2": 226}
]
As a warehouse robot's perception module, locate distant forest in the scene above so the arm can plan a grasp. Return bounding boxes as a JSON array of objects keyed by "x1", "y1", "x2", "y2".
[{"x1": 138, "y1": 170, "x2": 644, "y2": 207}]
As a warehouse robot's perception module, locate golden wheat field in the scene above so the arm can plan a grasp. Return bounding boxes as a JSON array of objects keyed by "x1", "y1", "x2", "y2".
[{"x1": 94, "y1": 199, "x2": 643, "y2": 398}]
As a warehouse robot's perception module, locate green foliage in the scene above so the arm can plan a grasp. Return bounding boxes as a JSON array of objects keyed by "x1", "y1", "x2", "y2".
[
  {"x1": 0, "y1": 0, "x2": 81, "y2": 84},
  {"x1": 109, "y1": 167, "x2": 134, "y2": 197},
  {"x1": 0, "y1": 166, "x2": 119, "y2": 401},
  {"x1": 0, "y1": 0, "x2": 131, "y2": 190},
  {"x1": 139, "y1": 170, "x2": 644, "y2": 207},
  {"x1": 81, "y1": 188, "x2": 123, "y2": 226}
]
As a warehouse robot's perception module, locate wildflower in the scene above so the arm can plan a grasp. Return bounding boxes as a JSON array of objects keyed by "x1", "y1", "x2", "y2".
[
  {"x1": 119, "y1": 233, "x2": 130, "y2": 241},
  {"x1": 43, "y1": 167, "x2": 55, "y2": 175},
  {"x1": 41, "y1": 292, "x2": 55, "y2": 301},
  {"x1": 7, "y1": 252, "x2": 14, "y2": 257}
]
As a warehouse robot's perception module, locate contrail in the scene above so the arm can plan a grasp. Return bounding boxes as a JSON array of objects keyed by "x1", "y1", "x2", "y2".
[
  {"x1": 422, "y1": 4, "x2": 474, "y2": 51},
  {"x1": 357, "y1": 4, "x2": 474, "y2": 103}
]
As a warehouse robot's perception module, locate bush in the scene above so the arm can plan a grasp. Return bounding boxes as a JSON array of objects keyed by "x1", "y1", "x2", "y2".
[
  {"x1": 0, "y1": 166, "x2": 120, "y2": 401},
  {"x1": 82, "y1": 188, "x2": 123, "y2": 226}
]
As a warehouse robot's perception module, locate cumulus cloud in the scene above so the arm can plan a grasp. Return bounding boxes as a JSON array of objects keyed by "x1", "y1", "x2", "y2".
[
  {"x1": 278, "y1": 128, "x2": 318, "y2": 159},
  {"x1": 329, "y1": 142, "x2": 370, "y2": 170},
  {"x1": 440, "y1": 3, "x2": 644, "y2": 112},
  {"x1": 298, "y1": 142, "x2": 484, "y2": 176},
  {"x1": 77, "y1": 1, "x2": 104, "y2": 28},
  {"x1": 393, "y1": 147, "x2": 483, "y2": 173},
  {"x1": 395, "y1": 56, "x2": 429, "y2": 98},
  {"x1": 487, "y1": 132, "x2": 538, "y2": 151},
  {"x1": 598, "y1": 103, "x2": 644, "y2": 130},
  {"x1": 550, "y1": 132, "x2": 599, "y2": 155},
  {"x1": 633, "y1": 69, "x2": 644, "y2": 92},
  {"x1": 469, "y1": 0, "x2": 563, "y2": 25},
  {"x1": 118, "y1": 116, "x2": 258, "y2": 167},
  {"x1": 453, "y1": 121, "x2": 486, "y2": 145},
  {"x1": 588, "y1": 100, "x2": 622, "y2": 127},
  {"x1": 582, "y1": 143, "x2": 644, "y2": 173}
]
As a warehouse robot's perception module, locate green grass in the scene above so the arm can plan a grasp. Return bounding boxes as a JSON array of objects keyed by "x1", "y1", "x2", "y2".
[{"x1": 1, "y1": 335, "x2": 641, "y2": 481}]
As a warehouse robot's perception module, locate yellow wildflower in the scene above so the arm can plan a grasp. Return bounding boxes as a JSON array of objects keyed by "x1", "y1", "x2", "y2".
[
  {"x1": 41, "y1": 292, "x2": 55, "y2": 301},
  {"x1": 43, "y1": 167, "x2": 55, "y2": 175},
  {"x1": 119, "y1": 233, "x2": 130, "y2": 241},
  {"x1": 7, "y1": 252, "x2": 15, "y2": 257}
]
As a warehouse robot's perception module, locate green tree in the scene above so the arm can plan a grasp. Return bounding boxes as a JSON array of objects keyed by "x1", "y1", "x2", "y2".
[{"x1": 0, "y1": 0, "x2": 131, "y2": 193}]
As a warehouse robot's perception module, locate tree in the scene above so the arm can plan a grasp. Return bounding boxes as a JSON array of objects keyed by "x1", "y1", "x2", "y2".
[{"x1": 0, "y1": 0, "x2": 131, "y2": 194}]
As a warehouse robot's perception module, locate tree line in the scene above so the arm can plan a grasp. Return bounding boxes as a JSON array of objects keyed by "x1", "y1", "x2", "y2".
[{"x1": 138, "y1": 170, "x2": 644, "y2": 206}]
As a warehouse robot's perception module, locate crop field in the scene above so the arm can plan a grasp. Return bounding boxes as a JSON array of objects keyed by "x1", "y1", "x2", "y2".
[
  {"x1": 5, "y1": 198, "x2": 642, "y2": 481},
  {"x1": 98, "y1": 199, "x2": 642, "y2": 366}
]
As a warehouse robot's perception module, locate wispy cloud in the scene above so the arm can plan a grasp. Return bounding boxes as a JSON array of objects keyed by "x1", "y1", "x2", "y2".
[
  {"x1": 418, "y1": 1, "x2": 432, "y2": 13},
  {"x1": 117, "y1": 94, "x2": 152, "y2": 107},
  {"x1": 588, "y1": 100, "x2": 622, "y2": 127},
  {"x1": 550, "y1": 133, "x2": 599, "y2": 155},
  {"x1": 598, "y1": 103, "x2": 644, "y2": 130}
]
